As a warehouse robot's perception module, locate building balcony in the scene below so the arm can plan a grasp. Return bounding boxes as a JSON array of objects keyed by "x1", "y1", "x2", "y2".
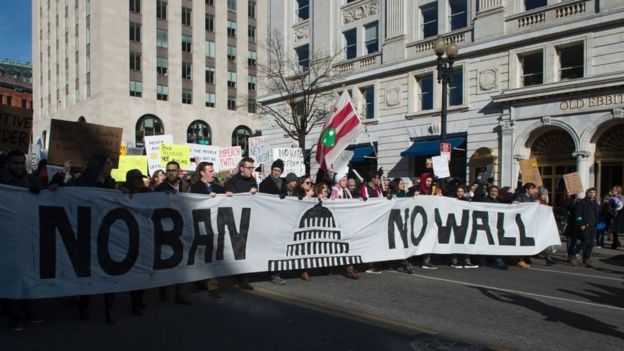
[
  {"x1": 333, "y1": 52, "x2": 382, "y2": 74},
  {"x1": 406, "y1": 27, "x2": 472, "y2": 58},
  {"x1": 506, "y1": 0, "x2": 592, "y2": 33}
]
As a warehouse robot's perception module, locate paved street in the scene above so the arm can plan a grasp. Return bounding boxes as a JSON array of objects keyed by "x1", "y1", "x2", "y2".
[{"x1": 2, "y1": 248, "x2": 624, "y2": 351}]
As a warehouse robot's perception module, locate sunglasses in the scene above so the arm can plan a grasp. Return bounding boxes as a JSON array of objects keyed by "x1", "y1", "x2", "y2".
[{"x1": 166, "y1": 169, "x2": 178, "y2": 172}]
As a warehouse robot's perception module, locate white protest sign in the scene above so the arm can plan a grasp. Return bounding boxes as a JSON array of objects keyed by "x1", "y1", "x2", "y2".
[
  {"x1": 248, "y1": 136, "x2": 271, "y2": 166},
  {"x1": 432, "y1": 155, "x2": 450, "y2": 179},
  {"x1": 187, "y1": 144, "x2": 220, "y2": 172},
  {"x1": 144, "y1": 135, "x2": 173, "y2": 176},
  {"x1": 219, "y1": 146, "x2": 242, "y2": 171},
  {"x1": 273, "y1": 148, "x2": 305, "y2": 176}
]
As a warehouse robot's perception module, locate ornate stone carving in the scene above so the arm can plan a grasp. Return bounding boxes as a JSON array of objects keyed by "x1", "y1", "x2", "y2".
[
  {"x1": 478, "y1": 68, "x2": 497, "y2": 91},
  {"x1": 343, "y1": 0, "x2": 379, "y2": 24},
  {"x1": 385, "y1": 87, "x2": 400, "y2": 107},
  {"x1": 294, "y1": 25, "x2": 309, "y2": 42}
]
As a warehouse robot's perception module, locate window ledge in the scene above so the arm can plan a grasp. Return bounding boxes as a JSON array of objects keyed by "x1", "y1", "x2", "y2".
[
  {"x1": 362, "y1": 118, "x2": 378, "y2": 125},
  {"x1": 405, "y1": 105, "x2": 470, "y2": 120}
]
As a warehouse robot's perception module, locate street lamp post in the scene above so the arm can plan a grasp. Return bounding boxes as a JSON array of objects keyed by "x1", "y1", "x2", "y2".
[{"x1": 433, "y1": 38, "x2": 458, "y2": 144}]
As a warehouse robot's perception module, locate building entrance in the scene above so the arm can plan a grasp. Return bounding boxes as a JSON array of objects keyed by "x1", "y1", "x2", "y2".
[{"x1": 594, "y1": 123, "x2": 624, "y2": 196}]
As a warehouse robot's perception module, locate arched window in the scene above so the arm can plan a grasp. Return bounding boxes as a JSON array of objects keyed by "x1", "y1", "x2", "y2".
[
  {"x1": 232, "y1": 125, "x2": 253, "y2": 157},
  {"x1": 135, "y1": 114, "x2": 164, "y2": 148},
  {"x1": 187, "y1": 120, "x2": 212, "y2": 145}
]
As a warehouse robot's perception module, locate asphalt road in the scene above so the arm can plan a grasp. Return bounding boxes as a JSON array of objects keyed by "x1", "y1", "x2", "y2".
[{"x1": 1, "y1": 248, "x2": 624, "y2": 351}]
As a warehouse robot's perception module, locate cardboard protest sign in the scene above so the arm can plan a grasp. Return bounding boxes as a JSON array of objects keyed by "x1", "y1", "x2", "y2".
[
  {"x1": 273, "y1": 148, "x2": 305, "y2": 176},
  {"x1": 187, "y1": 144, "x2": 220, "y2": 172},
  {"x1": 159, "y1": 144, "x2": 191, "y2": 170},
  {"x1": 563, "y1": 172, "x2": 583, "y2": 195},
  {"x1": 248, "y1": 136, "x2": 271, "y2": 166},
  {"x1": 48, "y1": 119, "x2": 122, "y2": 168},
  {"x1": 144, "y1": 135, "x2": 173, "y2": 176},
  {"x1": 518, "y1": 159, "x2": 543, "y2": 186},
  {"x1": 0, "y1": 105, "x2": 32, "y2": 153},
  {"x1": 111, "y1": 155, "x2": 148, "y2": 181},
  {"x1": 219, "y1": 146, "x2": 242, "y2": 171},
  {"x1": 432, "y1": 155, "x2": 450, "y2": 179}
]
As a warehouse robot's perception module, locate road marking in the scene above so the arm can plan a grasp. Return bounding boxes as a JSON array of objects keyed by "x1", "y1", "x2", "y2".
[
  {"x1": 528, "y1": 267, "x2": 624, "y2": 282},
  {"x1": 251, "y1": 286, "x2": 439, "y2": 337},
  {"x1": 402, "y1": 272, "x2": 624, "y2": 312}
]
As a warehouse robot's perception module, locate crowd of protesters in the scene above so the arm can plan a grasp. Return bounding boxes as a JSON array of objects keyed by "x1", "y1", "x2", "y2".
[{"x1": 1, "y1": 148, "x2": 623, "y2": 332}]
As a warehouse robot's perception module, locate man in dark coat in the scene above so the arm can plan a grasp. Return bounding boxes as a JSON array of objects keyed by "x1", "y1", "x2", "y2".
[
  {"x1": 572, "y1": 188, "x2": 600, "y2": 267},
  {"x1": 190, "y1": 162, "x2": 225, "y2": 297},
  {"x1": 259, "y1": 159, "x2": 287, "y2": 196}
]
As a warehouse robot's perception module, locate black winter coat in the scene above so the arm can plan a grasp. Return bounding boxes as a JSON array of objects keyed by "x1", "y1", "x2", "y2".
[
  {"x1": 190, "y1": 180, "x2": 225, "y2": 194},
  {"x1": 575, "y1": 198, "x2": 600, "y2": 227},
  {"x1": 259, "y1": 176, "x2": 286, "y2": 196},
  {"x1": 225, "y1": 173, "x2": 258, "y2": 194}
]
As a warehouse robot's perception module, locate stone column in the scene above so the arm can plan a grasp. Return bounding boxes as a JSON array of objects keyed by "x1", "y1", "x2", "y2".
[
  {"x1": 382, "y1": 0, "x2": 405, "y2": 63},
  {"x1": 499, "y1": 119, "x2": 515, "y2": 187},
  {"x1": 573, "y1": 151, "x2": 591, "y2": 197}
]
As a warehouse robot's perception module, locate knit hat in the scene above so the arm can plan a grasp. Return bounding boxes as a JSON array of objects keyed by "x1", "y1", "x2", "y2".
[
  {"x1": 126, "y1": 169, "x2": 146, "y2": 182},
  {"x1": 333, "y1": 165, "x2": 349, "y2": 183},
  {"x1": 271, "y1": 159, "x2": 284, "y2": 172},
  {"x1": 285, "y1": 172, "x2": 298, "y2": 183}
]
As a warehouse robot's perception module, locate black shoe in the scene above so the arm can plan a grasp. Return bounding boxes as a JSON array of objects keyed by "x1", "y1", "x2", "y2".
[{"x1": 545, "y1": 257, "x2": 557, "y2": 266}]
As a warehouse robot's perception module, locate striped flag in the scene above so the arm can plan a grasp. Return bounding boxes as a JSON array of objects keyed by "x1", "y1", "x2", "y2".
[{"x1": 315, "y1": 91, "x2": 363, "y2": 171}]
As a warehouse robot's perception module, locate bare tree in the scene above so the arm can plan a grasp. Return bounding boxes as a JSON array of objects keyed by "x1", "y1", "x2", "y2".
[{"x1": 256, "y1": 31, "x2": 343, "y2": 171}]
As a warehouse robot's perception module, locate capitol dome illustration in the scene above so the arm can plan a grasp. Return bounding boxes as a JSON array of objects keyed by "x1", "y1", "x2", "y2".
[{"x1": 268, "y1": 202, "x2": 363, "y2": 271}]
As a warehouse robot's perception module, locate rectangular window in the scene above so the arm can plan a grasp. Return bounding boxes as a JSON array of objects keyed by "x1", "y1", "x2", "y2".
[
  {"x1": 182, "y1": 7, "x2": 192, "y2": 26},
  {"x1": 295, "y1": 45, "x2": 309, "y2": 71},
  {"x1": 227, "y1": 45, "x2": 237, "y2": 62},
  {"x1": 248, "y1": 26, "x2": 256, "y2": 42},
  {"x1": 129, "y1": 22, "x2": 141, "y2": 42},
  {"x1": 449, "y1": 67, "x2": 463, "y2": 106},
  {"x1": 296, "y1": 0, "x2": 309, "y2": 21},
  {"x1": 525, "y1": 0, "x2": 547, "y2": 11},
  {"x1": 248, "y1": 1, "x2": 256, "y2": 18},
  {"x1": 558, "y1": 44, "x2": 584, "y2": 81},
  {"x1": 157, "y1": 85, "x2": 169, "y2": 100},
  {"x1": 157, "y1": 57, "x2": 168, "y2": 76},
  {"x1": 228, "y1": 96, "x2": 237, "y2": 110},
  {"x1": 157, "y1": 0, "x2": 167, "y2": 20},
  {"x1": 449, "y1": 0, "x2": 467, "y2": 31},
  {"x1": 182, "y1": 90, "x2": 192, "y2": 104},
  {"x1": 421, "y1": 3, "x2": 438, "y2": 39},
  {"x1": 205, "y1": 40, "x2": 216, "y2": 58},
  {"x1": 157, "y1": 29, "x2": 168, "y2": 48},
  {"x1": 227, "y1": 71, "x2": 237, "y2": 88},
  {"x1": 129, "y1": 80, "x2": 142, "y2": 97},
  {"x1": 205, "y1": 14, "x2": 214, "y2": 32},
  {"x1": 248, "y1": 75, "x2": 257, "y2": 91},
  {"x1": 206, "y1": 0, "x2": 214, "y2": 7},
  {"x1": 182, "y1": 34, "x2": 192, "y2": 53},
  {"x1": 365, "y1": 22, "x2": 378, "y2": 55},
  {"x1": 344, "y1": 28, "x2": 357, "y2": 60},
  {"x1": 205, "y1": 93, "x2": 216, "y2": 107},
  {"x1": 182, "y1": 62, "x2": 192, "y2": 80},
  {"x1": 248, "y1": 101, "x2": 257, "y2": 113},
  {"x1": 227, "y1": 20, "x2": 237, "y2": 37},
  {"x1": 130, "y1": 51, "x2": 141, "y2": 71},
  {"x1": 205, "y1": 66, "x2": 215, "y2": 84},
  {"x1": 248, "y1": 51, "x2": 257, "y2": 66},
  {"x1": 520, "y1": 51, "x2": 543, "y2": 86},
  {"x1": 418, "y1": 74, "x2": 433, "y2": 110},
  {"x1": 361, "y1": 86, "x2": 375, "y2": 119},
  {"x1": 227, "y1": 0, "x2": 236, "y2": 11},
  {"x1": 130, "y1": 0, "x2": 141, "y2": 13}
]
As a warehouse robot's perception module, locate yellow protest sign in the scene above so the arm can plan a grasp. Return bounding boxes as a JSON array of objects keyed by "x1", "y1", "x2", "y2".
[
  {"x1": 111, "y1": 155, "x2": 148, "y2": 181},
  {"x1": 159, "y1": 144, "x2": 191, "y2": 170}
]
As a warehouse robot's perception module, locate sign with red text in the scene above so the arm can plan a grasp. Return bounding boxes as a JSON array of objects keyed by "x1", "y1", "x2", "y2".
[{"x1": 219, "y1": 146, "x2": 242, "y2": 171}]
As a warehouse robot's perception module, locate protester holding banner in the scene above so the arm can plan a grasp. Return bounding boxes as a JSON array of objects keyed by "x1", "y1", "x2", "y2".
[
  {"x1": 512, "y1": 183, "x2": 539, "y2": 269},
  {"x1": 390, "y1": 178, "x2": 407, "y2": 198},
  {"x1": 571, "y1": 188, "x2": 601, "y2": 268},
  {"x1": 149, "y1": 169, "x2": 165, "y2": 190},
  {"x1": 360, "y1": 169, "x2": 382, "y2": 201},
  {"x1": 449, "y1": 186, "x2": 479, "y2": 269},
  {"x1": 284, "y1": 173, "x2": 298, "y2": 197},
  {"x1": 154, "y1": 161, "x2": 190, "y2": 193},
  {"x1": 259, "y1": 159, "x2": 287, "y2": 197},
  {"x1": 314, "y1": 182, "x2": 330, "y2": 200},
  {"x1": 330, "y1": 170, "x2": 352, "y2": 200},
  {"x1": 347, "y1": 177, "x2": 360, "y2": 199},
  {"x1": 0, "y1": 149, "x2": 44, "y2": 332},
  {"x1": 297, "y1": 175, "x2": 314, "y2": 200},
  {"x1": 417, "y1": 172, "x2": 438, "y2": 270},
  {"x1": 481, "y1": 186, "x2": 507, "y2": 269}
]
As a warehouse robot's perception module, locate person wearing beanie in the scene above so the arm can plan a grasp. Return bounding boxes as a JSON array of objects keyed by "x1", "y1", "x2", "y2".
[
  {"x1": 259, "y1": 159, "x2": 287, "y2": 196},
  {"x1": 331, "y1": 168, "x2": 352, "y2": 200},
  {"x1": 284, "y1": 173, "x2": 298, "y2": 197}
]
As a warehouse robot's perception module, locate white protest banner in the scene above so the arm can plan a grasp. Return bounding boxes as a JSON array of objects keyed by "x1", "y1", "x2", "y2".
[
  {"x1": 144, "y1": 135, "x2": 173, "y2": 176},
  {"x1": 219, "y1": 146, "x2": 242, "y2": 171},
  {"x1": 0, "y1": 184, "x2": 560, "y2": 298},
  {"x1": 187, "y1": 144, "x2": 220, "y2": 172},
  {"x1": 273, "y1": 148, "x2": 305, "y2": 176},
  {"x1": 432, "y1": 155, "x2": 450, "y2": 179},
  {"x1": 248, "y1": 136, "x2": 271, "y2": 166}
]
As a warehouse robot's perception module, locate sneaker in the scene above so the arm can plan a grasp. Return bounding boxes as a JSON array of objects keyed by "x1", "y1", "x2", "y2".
[
  {"x1": 9, "y1": 318, "x2": 23, "y2": 332},
  {"x1": 567, "y1": 256, "x2": 578, "y2": 266},
  {"x1": 422, "y1": 263, "x2": 437, "y2": 270},
  {"x1": 450, "y1": 264, "x2": 464, "y2": 269},
  {"x1": 269, "y1": 276, "x2": 287, "y2": 285},
  {"x1": 463, "y1": 264, "x2": 479, "y2": 269},
  {"x1": 365, "y1": 267, "x2": 383, "y2": 274},
  {"x1": 517, "y1": 261, "x2": 530, "y2": 269},
  {"x1": 583, "y1": 260, "x2": 593, "y2": 268},
  {"x1": 24, "y1": 313, "x2": 43, "y2": 324}
]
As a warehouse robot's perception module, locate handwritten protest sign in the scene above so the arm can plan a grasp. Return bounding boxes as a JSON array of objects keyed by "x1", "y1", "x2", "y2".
[
  {"x1": 519, "y1": 158, "x2": 543, "y2": 186},
  {"x1": 248, "y1": 136, "x2": 271, "y2": 166},
  {"x1": 48, "y1": 119, "x2": 122, "y2": 168},
  {"x1": 187, "y1": 144, "x2": 220, "y2": 171},
  {"x1": 432, "y1": 155, "x2": 450, "y2": 179},
  {"x1": 144, "y1": 135, "x2": 173, "y2": 176},
  {"x1": 219, "y1": 146, "x2": 242, "y2": 171},
  {"x1": 273, "y1": 148, "x2": 305, "y2": 176},
  {"x1": 563, "y1": 172, "x2": 583, "y2": 195},
  {"x1": 0, "y1": 105, "x2": 32, "y2": 153},
  {"x1": 159, "y1": 144, "x2": 191, "y2": 170},
  {"x1": 111, "y1": 155, "x2": 148, "y2": 181}
]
